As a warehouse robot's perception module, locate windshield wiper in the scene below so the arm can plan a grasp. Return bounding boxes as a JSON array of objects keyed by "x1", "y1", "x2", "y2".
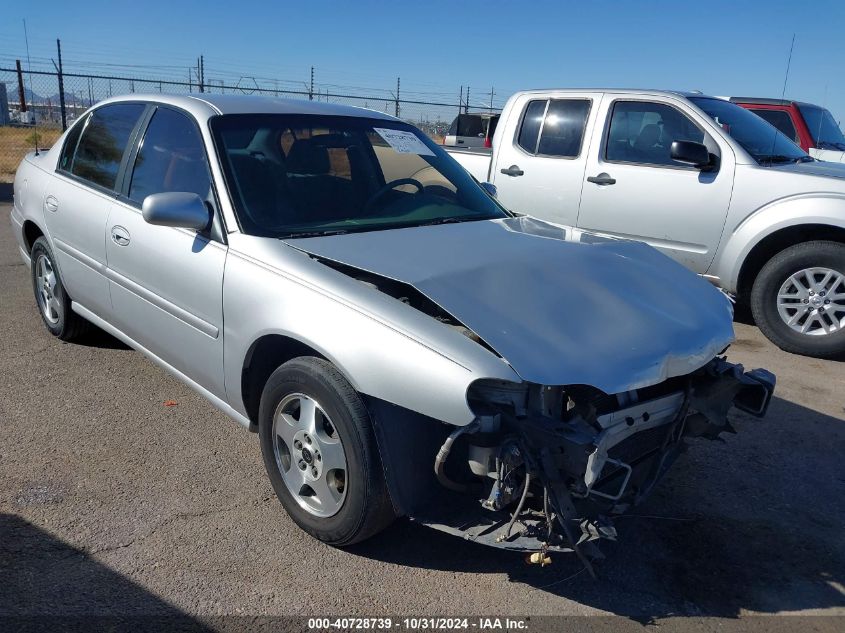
[
  {"x1": 757, "y1": 154, "x2": 813, "y2": 164},
  {"x1": 817, "y1": 141, "x2": 845, "y2": 151},
  {"x1": 281, "y1": 229, "x2": 349, "y2": 239},
  {"x1": 416, "y1": 216, "x2": 483, "y2": 227}
]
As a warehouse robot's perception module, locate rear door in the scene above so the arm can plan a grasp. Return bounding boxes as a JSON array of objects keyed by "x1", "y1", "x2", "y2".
[
  {"x1": 491, "y1": 93, "x2": 597, "y2": 227},
  {"x1": 104, "y1": 105, "x2": 227, "y2": 398},
  {"x1": 576, "y1": 95, "x2": 735, "y2": 273},
  {"x1": 45, "y1": 103, "x2": 146, "y2": 317}
]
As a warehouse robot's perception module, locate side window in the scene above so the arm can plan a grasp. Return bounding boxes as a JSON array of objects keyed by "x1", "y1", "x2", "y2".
[
  {"x1": 537, "y1": 99, "x2": 591, "y2": 157},
  {"x1": 753, "y1": 109, "x2": 799, "y2": 144},
  {"x1": 129, "y1": 107, "x2": 211, "y2": 204},
  {"x1": 71, "y1": 103, "x2": 145, "y2": 189},
  {"x1": 517, "y1": 100, "x2": 547, "y2": 153},
  {"x1": 58, "y1": 116, "x2": 86, "y2": 172},
  {"x1": 606, "y1": 101, "x2": 705, "y2": 167}
]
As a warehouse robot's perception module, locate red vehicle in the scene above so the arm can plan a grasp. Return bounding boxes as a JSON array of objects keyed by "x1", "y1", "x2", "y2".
[{"x1": 730, "y1": 97, "x2": 845, "y2": 162}]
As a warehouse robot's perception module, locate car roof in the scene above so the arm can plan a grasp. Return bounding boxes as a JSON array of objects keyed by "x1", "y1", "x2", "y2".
[
  {"x1": 511, "y1": 88, "x2": 711, "y2": 99},
  {"x1": 89, "y1": 93, "x2": 400, "y2": 122}
]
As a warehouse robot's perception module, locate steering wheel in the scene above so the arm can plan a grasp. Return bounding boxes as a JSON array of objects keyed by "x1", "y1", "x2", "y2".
[{"x1": 363, "y1": 178, "x2": 424, "y2": 215}]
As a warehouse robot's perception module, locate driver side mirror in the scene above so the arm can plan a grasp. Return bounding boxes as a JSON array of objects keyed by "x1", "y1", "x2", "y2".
[
  {"x1": 142, "y1": 192, "x2": 211, "y2": 231},
  {"x1": 670, "y1": 140, "x2": 713, "y2": 170},
  {"x1": 479, "y1": 181, "x2": 498, "y2": 198}
]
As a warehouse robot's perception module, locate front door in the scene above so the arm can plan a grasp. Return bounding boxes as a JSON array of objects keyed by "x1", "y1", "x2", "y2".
[
  {"x1": 104, "y1": 105, "x2": 227, "y2": 398},
  {"x1": 577, "y1": 96, "x2": 735, "y2": 273}
]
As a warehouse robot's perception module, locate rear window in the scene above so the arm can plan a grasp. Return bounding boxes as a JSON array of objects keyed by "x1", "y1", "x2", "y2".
[
  {"x1": 70, "y1": 103, "x2": 145, "y2": 190},
  {"x1": 751, "y1": 109, "x2": 799, "y2": 144},
  {"x1": 517, "y1": 99, "x2": 590, "y2": 157}
]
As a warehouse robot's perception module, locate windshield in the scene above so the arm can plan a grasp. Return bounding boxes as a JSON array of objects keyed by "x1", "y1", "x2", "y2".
[
  {"x1": 798, "y1": 104, "x2": 845, "y2": 150},
  {"x1": 689, "y1": 97, "x2": 810, "y2": 164},
  {"x1": 211, "y1": 114, "x2": 508, "y2": 238}
]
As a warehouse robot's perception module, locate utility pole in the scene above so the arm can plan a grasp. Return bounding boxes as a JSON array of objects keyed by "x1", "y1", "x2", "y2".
[
  {"x1": 309, "y1": 66, "x2": 314, "y2": 101},
  {"x1": 54, "y1": 39, "x2": 67, "y2": 130},
  {"x1": 465, "y1": 86, "x2": 470, "y2": 114},
  {"x1": 489, "y1": 86, "x2": 494, "y2": 113},
  {"x1": 188, "y1": 68, "x2": 192, "y2": 93},
  {"x1": 458, "y1": 85, "x2": 463, "y2": 117},
  {"x1": 199, "y1": 55, "x2": 205, "y2": 93},
  {"x1": 395, "y1": 77, "x2": 400, "y2": 117},
  {"x1": 15, "y1": 60, "x2": 26, "y2": 113}
]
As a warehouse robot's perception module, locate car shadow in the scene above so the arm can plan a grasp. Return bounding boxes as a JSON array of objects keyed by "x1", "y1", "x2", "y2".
[
  {"x1": 0, "y1": 513, "x2": 210, "y2": 630},
  {"x1": 347, "y1": 395, "x2": 845, "y2": 620},
  {"x1": 71, "y1": 326, "x2": 131, "y2": 350}
]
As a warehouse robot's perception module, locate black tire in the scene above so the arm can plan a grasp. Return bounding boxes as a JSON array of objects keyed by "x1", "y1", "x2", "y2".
[
  {"x1": 258, "y1": 356, "x2": 395, "y2": 546},
  {"x1": 30, "y1": 237, "x2": 91, "y2": 341},
  {"x1": 750, "y1": 240, "x2": 845, "y2": 358}
]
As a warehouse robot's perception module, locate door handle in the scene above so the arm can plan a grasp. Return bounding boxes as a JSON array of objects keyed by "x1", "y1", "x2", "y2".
[
  {"x1": 45, "y1": 195, "x2": 59, "y2": 213},
  {"x1": 110, "y1": 226, "x2": 131, "y2": 246},
  {"x1": 500, "y1": 164, "x2": 524, "y2": 177},
  {"x1": 587, "y1": 173, "x2": 616, "y2": 185}
]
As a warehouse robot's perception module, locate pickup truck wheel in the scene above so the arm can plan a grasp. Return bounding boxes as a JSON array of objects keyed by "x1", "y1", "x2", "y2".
[
  {"x1": 258, "y1": 356, "x2": 395, "y2": 546},
  {"x1": 750, "y1": 241, "x2": 845, "y2": 358},
  {"x1": 30, "y1": 237, "x2": 90, "y2": 341}
]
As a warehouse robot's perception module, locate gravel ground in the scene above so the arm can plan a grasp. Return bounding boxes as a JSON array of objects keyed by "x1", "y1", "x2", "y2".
[{"x1": 1, "y1": 197, "x2": 843, "y2": 631}]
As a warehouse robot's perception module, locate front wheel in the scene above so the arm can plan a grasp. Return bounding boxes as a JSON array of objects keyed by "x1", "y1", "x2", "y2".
[
  {"x1": 750, "y1": 240, "x2": 845, "y2": 358},
  {"x1": 258, "y1": 357, "x2": 395, "y2": 546}
]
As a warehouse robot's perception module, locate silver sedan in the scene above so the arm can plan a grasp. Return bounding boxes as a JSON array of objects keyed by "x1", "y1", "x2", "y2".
[{"x1": 10, "y1": 94, "x2": 774, "y2": 569}]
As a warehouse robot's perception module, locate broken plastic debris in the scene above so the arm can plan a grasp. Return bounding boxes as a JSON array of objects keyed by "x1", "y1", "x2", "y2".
[{"x1": 163, "y1": 400, "x2": 178, "y2": 407}]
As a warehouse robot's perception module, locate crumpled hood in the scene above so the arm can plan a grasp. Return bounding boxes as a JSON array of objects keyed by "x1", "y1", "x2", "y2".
[{"x1": 286, "y1": 217, "x2": 735, "y2": 393}]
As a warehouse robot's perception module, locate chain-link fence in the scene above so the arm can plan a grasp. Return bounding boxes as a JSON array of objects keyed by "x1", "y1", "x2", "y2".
[{"x1": 1, "y1": 66, "x2": 501, "y2": 182}]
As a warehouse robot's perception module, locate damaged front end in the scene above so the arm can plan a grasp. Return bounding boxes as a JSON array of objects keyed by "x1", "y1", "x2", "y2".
[{"x1": 420, "y1": 358, "x2": 775, "y2": 575}]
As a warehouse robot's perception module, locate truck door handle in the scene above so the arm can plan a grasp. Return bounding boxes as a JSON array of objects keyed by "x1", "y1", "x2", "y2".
[
  {"x1": 110, "y1": 226, "x2": 131, "y2": 246},
  {"x1": 500, "y1": 165, "x2": 524, "y2": 177},
  {"x1": 45, "y1": 195, "x2": 59, "y2": 213},
  {"x1": 587, "y1": 173, "x2": 616, "y2": 185}
]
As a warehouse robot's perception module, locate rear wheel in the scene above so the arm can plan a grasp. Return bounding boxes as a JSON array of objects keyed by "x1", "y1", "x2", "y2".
[
  {"x1": 30, "y1": 237, "x2": 90, "y2": 341},
  {"x1": 258, "y1": 357, "x2": 395, "y2": 545},
  {"x1": 750, "y1": 240, "x2": 845, "y2": 358}
]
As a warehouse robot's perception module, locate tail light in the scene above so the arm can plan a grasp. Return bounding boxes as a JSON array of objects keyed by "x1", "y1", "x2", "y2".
[{"x1": 484, "y1": 136, "x2": 492, "y2": 148}]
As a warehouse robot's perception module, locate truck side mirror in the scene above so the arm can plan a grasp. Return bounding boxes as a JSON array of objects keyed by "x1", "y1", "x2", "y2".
[
  {"x1": 670, "y1": 140, "x2": 713, "y2": 170},
  {"x1": 479, "y1": 182, "x2": 498, "y2": 198}
]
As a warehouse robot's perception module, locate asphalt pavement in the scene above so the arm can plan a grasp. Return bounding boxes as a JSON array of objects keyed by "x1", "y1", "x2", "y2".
[{"x1": 1, "y1": 198, "x2": 843, "y2": 631}]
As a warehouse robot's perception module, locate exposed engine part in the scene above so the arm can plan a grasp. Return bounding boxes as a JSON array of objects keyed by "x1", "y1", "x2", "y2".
[
  {"x1": 482, "y1": 440, "x2": 523, "y2": 511},
  {"x1": 423, "y1": 356, "x2": 775, "y2": 578},
  {"x1": 433, "y1": 422, "x2": 480, "y2": 492},
  {"x1": 526, "y1": 551, "x2": 552, "y2": 566},
  {"x1": 498, "y1": 472, "x2": 531, "y2": 542}
]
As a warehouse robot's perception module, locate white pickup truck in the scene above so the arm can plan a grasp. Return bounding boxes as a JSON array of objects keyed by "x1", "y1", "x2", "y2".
[{"x1": 447, "y1": 89, "x2": 845, "y2": 359}]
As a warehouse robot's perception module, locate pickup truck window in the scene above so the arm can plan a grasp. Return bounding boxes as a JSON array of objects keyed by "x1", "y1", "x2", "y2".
[
  {"x1": 516, "y1": 99, "x2": 590, "y2": 158},
  {"x1": 605, "y1": 101, "x2": 704, "y2": 168},
  {"x1": 212, "y1": 114, "x2": 507, "y2": 237},
  {"x1": 752, "y1": 109, "x2": 799, "y2": 144},
  {"x1": 128, "y1": 107, "x2": 212, "y2": 204},
  {"x1": 797, "y1": 104, "x2": 845, "y2": 150},
  {"x1": 690, "y1": 97, "x2": 809, "y2": 164},
  {"x1": 517, "y1": 100, "x2": 546, "y2": 153},
  {"x1": 70, "y1": 103, "x2": 146, "y2": 190}
]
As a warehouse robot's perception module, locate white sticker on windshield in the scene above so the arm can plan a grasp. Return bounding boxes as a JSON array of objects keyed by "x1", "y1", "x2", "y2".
[{"x1": 373, "y1": 127, "x2": 435, "y2": 156}]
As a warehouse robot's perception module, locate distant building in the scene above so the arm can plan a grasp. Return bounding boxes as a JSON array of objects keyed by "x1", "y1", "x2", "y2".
[{"x1": 0, "y1": 84, "x2": 9, "y2": 125}]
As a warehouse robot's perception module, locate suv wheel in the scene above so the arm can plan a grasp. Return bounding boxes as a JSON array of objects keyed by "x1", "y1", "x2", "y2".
[
  {"x1": 750, "y1": 240, "x2": 845, "y2": 358},
  {"x1": 30, "y1": 237, "x2": 90, "y2": 341},
  {"x1": 258, "y1": 357, "x2": 395, "y2": 546}
]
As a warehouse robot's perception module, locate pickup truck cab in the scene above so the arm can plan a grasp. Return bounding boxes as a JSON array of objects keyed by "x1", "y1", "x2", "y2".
[
  {"x1": 448, "y1": 89, "x2": 845, "y2": 358},
  {"x1": 729, "y1": 97, "x2": 845, "y2": 162}
]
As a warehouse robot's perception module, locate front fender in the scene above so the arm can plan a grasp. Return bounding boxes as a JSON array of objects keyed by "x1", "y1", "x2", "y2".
[
  {"x1": 712, "y1": 193, "x2": 845, "y2": 293},
  {"x1": 222, "y1": 241, "x2": 521, "y2": 427}
]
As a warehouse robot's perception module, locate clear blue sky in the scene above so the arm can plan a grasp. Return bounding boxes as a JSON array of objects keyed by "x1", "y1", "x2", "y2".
[{"x1": 2, "y1": 0, "x2": 844, "y2": 122}]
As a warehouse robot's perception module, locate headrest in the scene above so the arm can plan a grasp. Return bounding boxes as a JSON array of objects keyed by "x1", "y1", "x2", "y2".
[{"x1": 286, "y1": 138, "x2": 331, "y2": 175}]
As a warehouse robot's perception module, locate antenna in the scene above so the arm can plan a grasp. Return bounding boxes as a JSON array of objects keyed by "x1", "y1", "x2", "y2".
[
  {"x1": 769, "y1": 33, "x2": 795, "y2": 159},
  {"x1": 23, "y1": 19, "x2": 38, "y2": 155}
]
